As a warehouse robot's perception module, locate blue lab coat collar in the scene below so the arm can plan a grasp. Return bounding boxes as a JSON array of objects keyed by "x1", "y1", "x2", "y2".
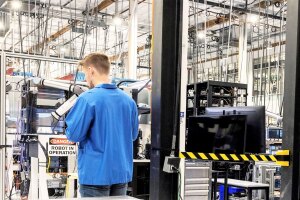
[{"x1": 95, "y1": 83, "x2": 117, "y2": 89}]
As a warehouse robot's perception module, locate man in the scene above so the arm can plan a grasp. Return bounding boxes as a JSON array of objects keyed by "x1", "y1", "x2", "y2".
[{"x1": 65, "y1": 53, "x2": 139, "y2": 197}]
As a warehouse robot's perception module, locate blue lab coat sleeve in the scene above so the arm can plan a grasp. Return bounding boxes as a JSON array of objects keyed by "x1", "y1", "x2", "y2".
[
  {"x1": 132, "y1": 103, "x2": 139, "y2": 141},
  {"x1": 65, "y1": 96, "x2": 94, "y2": 142}
]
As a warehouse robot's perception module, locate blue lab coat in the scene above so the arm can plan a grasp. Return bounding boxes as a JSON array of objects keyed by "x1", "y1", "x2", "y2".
[{"x1": 65, "y1": 83, "x2": 139, "y2": 185}]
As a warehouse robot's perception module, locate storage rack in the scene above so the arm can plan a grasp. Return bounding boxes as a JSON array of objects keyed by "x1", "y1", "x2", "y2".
[{"x1": 187, "y1": 81, "x2": 248, "y2": 117}]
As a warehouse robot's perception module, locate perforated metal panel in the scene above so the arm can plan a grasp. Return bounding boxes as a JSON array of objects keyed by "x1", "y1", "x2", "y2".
[{"x1": 184, "y1": 161, "x2": 212, "y2": 199}]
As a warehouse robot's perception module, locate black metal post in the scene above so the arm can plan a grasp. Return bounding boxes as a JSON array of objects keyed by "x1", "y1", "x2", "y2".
[
  {"x1": 224, "y1": 166, "x2": 229, "y2": 200},
  {"x1": 150, "y1": 0, "x2": 183, "y2": 199},
  {"x1": 280, "y1": 0, "x2": 300, "y2": 199}
]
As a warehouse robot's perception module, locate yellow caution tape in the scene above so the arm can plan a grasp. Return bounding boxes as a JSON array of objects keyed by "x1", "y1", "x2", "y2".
[{"x1": 179, "y1": 150, "x2": 290, "y2": 167}]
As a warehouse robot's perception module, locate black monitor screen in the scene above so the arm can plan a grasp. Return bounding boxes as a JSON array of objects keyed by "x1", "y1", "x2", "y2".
[
  {"x1": 186, "y1": 115, "x2": 247, "y2": 154},
  {"x1": 205, "y1": 106, "x2": 266, "y2": 153}
]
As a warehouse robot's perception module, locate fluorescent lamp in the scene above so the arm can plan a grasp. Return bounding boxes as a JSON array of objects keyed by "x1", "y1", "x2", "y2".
[
  {"x1": 11, "y1": 0, "x2": 22, "y2": 10},
  {"x1": 197, "y1": 32, "x2": 206, "y2": 39},
  {"x1": 248, "y1": 15, "x2": 259, "y2": 23},
  {"x1": 112, "y1": 16, "x2": 122, "y2": 26}
]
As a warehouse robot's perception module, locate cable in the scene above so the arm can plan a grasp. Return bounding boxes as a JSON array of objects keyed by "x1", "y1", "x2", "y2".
[
  {"x1": 17, "y1": 12, "x2": 27, "y2": 87},
  {"x1": 221, "y1": 86, "x2": 232, "y2": 94},
  {"x1": 37, "y1": 140, "x2": 49, "y2": 171},
  {"x1": 36, "y1": 0, "x2": 51, "y2": 77},
  {"x1": 8, "y1": 180, "x2": 15, "y2": 200},
  {"x1": 220, "y1": 98, "x2": 230, "y2": 106},
  {"x1": 192, "y1": 0, "x2": 199, "y2": 114},
  {"x1": 247, "y1": 0, "x2": 258, "y2": 5},
  {"x1": 73, "y1": 0, "x2": 92, "y2": 86},
  {"x1": 51, "y1": 116, "x2": 61, "y2": 134},
  {"x1": 172, "y1": 166, "x2": 183, "y2": 200}
]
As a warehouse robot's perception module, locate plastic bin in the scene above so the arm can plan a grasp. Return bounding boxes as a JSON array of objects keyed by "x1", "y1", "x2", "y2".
[{"x1": 219, "y1": 185, "x2": 245, "y2": 200}]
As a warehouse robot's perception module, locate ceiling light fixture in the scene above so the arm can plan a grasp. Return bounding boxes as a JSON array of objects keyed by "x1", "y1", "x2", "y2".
[
  {"x1": 11, "y1": 0, "x2": 22, "y2": 10},
  {"x1": 112, "y1": 15, "x2": 123, "y2": 26},
  {"x1": 197, "y1": 32, "x2": 206, "y2": 39},
  {"x1": 61, "y1": 47, "x2": 67, "y2": 53},
  {"x1": 248, "y1": 15, "x2": 259, "y2": 23}
]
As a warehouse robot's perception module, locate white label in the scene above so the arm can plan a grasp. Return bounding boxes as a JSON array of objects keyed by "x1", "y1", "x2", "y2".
[{"x1": 48, "y1": 138, "x2": 77, "y2": 156}]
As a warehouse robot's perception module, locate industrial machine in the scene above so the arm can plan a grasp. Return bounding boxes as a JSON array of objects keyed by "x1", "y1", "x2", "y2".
[
  {"x1": 4, "y1": 76, "x2": 151, "y2": 199},
  {"x1": 252, "y1": 162, "x2": 281, "y2": 199},
  {"x1": 185, "y1": 106, "x2": 271, "y2": 200},
  {"x1": 5, "y1": 76, "x2": 79, "y2": 199},
  {"x1": 186, "y1": 81, "x2": 247, "y2": 117}
]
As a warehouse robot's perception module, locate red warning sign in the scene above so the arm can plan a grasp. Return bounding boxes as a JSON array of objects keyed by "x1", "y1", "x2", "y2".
[{"x1": 49, "y1": 138, "x2": 75, "y2": 145}]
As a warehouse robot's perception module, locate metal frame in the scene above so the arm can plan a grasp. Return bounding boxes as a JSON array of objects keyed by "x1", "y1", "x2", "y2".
[
  {"x1": 4, "y1": 52, "x2": 79, "y2": 64},
  {"x1": 0, "y1": 52, "x2": 6, "y2": 200},
  {"x1": 0, "y1": 51, "x2": 79, "y2": 199},
  {"x1": 150, "y1": 0, "x2": 184, "y2": 199},
  {"x1": 179, "y1": 0, "x2": 189, "y2": 198},
  {"x1": 280, "y1": 0, "x2": 300, "y2": 199},
  {"x1": 192, "y1": 0, "x2": 286, "y2": 21}
]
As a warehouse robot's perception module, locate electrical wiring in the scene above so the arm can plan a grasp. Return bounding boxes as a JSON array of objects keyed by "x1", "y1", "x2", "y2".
[
  {"x1": 192, "y1": 0, "x2": 199, "y2": 115},
  {"x1": 220, "y1": 0, "x2": 226, "y2": 81},
  {"x1": 172, "y1": 166, "x2": 183, "y2": 200},
  {"x1": 247, "y1": 0, "x2": 258, "y2": 5},
  {"x1": 114, "y1": 0, "x2": 138, "y2": 70},
  {"x1": 220, "y1": 86, "x2": 232, "y2": 94},
  {"x1": 7, "y1": 180, "x2": 15, "y2": 200},
  {"x1": 51, "y1": 117, "x2": 61, "y2": 134},
  {"x1": 73, "y1": 0, "x2": 92, "y2": 86},
  {"x1": 225, "y1": 0, "x2": 233, "y2": 80},
  {"x1": 17, "y1": 13, "x2": 27, "y2": 87},
  {"x1": 36, "y1": 0, "x2": 51, "y2": 77},
  {"x1": 220, "y1": 98, "x2": 230, "y2": 106},
  {"x1": 274, "y1": 3, "x2": 287, "y2": 16}
]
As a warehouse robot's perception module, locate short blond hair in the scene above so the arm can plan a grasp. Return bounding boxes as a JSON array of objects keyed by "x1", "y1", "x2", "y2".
[{"x1": 79, "y1": 53, "x2": 110, "y2": 74}]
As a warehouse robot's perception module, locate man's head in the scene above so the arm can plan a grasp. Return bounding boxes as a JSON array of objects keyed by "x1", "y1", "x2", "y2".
[{"x1": 79, "y1": 53, "x2": 110, "y2": 88}]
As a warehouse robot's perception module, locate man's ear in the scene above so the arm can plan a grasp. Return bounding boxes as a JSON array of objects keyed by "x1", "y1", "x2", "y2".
[{"x1": 89, "y1": 65, "x2": 95, "y2": 75}]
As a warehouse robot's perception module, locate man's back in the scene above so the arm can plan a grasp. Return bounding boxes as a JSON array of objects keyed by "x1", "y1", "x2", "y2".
[{"x1": 66, "y1": 83, "x2": 139, "y2": 185}]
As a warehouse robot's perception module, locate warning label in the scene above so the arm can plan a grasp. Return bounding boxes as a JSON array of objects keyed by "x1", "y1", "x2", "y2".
[
  {"x1": 48, "y1": 138, "x2": 77, "y2": 156},
  {"x1": 49, "y1": 138, "x2": 75, "y2": 145}
]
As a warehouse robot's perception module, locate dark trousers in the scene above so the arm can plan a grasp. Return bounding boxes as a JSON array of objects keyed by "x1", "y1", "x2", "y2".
[{"x1": 80, "y1": 183, "x2": 127, "y2": 197}]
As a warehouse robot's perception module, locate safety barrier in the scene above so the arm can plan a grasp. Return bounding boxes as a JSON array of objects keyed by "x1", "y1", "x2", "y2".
[{"x1": 179, "y1": 150, "x2": 290, "y2": 166}]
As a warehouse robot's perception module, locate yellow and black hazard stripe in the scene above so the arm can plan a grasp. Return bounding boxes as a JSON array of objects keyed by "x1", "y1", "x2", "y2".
[{"x1": 179, "y1": 150, "x2": 290, "y2": 167}]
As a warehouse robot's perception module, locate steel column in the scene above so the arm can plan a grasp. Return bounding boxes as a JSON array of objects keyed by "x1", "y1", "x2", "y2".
[
  {"x1": 0, "y1": 52, "x2": 6, "y2": 200},
  {"x1": 179, "y1": 0, "x2": 189, "y2": 198},
  {"x1": 127, "y1": 0, "x2": 138, "y2": 79},
  {"x1": 280, "y1": 0, "x2": 300, "y2": 199},
  {"x1": 150, "y1": 0, "x2": 183, "y2": 199}
]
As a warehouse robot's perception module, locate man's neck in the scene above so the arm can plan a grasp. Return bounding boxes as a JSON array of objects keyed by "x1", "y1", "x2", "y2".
[{"x1": 93, "y1": 76, "x2": 110, "y2": 86}]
